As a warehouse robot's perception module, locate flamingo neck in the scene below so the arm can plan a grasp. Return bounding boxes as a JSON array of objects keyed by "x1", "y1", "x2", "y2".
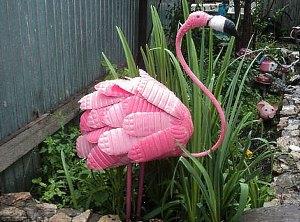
[{"x1": 175, "y1": 27, "x2": 227, "y2": 157}]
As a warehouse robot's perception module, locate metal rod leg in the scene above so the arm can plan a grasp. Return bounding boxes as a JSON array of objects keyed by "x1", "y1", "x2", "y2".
[
  {"x1": 136, "y1": 163, "x2": 145, "y2": 220},
  {"x1": 126, "y1": 163, "x2": 133, "y2": 222}
]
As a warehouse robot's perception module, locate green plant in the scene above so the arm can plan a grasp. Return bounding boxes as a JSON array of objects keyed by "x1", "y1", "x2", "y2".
[
  {"x1": 102, "y1": 1, "x2": 274, "y2": 221},
  {"x1": 32, "y1": 123, "x2": 126, "y2": 217},
  {"x1": 252, "y1": 0, "x2": 291, "y2": 48}
]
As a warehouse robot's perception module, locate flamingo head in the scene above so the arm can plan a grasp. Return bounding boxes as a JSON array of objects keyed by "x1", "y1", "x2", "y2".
[{"x1": 182, "y1": 11, "x2": 238, "y2": 37}]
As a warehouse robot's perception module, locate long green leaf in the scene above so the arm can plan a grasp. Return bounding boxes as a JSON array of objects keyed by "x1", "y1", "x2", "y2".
[
  {"x1": 102, "y1": 52, "x2": 118, "y2": 79},
  {"x1": 230, "y1": 183, "x2": 249, "y2": 222},
  {"x1": 116, "y1": 27, "x2": 138, "y2": 76},
  {"x1": 61, "y1": 150, "x2": 78, "y2": 209}
]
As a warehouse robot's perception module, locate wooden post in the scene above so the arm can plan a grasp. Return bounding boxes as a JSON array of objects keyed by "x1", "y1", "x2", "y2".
[
  {"x1": 240, "y1": 0, "x2": 253, "y2": 48},
  {"x1": 137, "y1": 0, "x2": 148, "y2": 69},
  {"x1": 234, "y1": 0, "x2": 253, "y2": 51}
]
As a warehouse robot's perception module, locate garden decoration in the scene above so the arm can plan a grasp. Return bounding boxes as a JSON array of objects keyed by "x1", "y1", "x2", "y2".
[
  {"x1": 254, "y1": 73, "x2": 294, "y2": 97},
  {"x1": 239, "y1": 47, "x2": 299, "y2": 97},
  {"x1": 255, "y1": 74, "x2": 273, "y2": 85},
  {"x1": 259, "y1": 59, "x2": 278, "y2": 73},
  {"x1": 259, "y1": 55, "x2": 299, "y2": 94},
  {"x1": 254, "y1": 74, "x2": 272, "y2": 98},
  {"x1": 76, "y1": 11, "x2": 237, "y2": 221},
  {"x1": 237, "y1": 48, "x2": 299, "y2": 77},
  {"x1": 257, "y1": 100, "x2": 277, "y2": 121},
  {"x1": 290, "y1": 26, "x2": 300, "y2": 43}
]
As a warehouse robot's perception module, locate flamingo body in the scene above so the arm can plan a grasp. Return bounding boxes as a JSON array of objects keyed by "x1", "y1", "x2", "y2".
[
  {"x1": 76, "y1": 70, "x2": 193, "y2": 170},
  {"x1": 76, "y1": 11, "x2": 236, "y2": 221}
]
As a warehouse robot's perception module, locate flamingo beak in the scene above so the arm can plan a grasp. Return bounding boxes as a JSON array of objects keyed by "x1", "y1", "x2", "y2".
[
  {"x1": 223, "y1": 19, "x2": 239, "y2": 37},
  {"x1": 208, "y1": 15, "x2": 238, "y2": 38}
]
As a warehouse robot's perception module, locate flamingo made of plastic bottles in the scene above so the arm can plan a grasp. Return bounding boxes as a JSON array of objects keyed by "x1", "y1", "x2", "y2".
[{"x1": 76, "y1": 11, "x2": 237, "y2": 221}]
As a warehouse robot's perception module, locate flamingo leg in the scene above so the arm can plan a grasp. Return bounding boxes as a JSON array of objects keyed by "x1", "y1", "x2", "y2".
[
  {"x1": 126, "y1": 163, "x2": 132, "y2": 222},
  {"x1": 136, "y1": 163, "x2": 145, "y2": 220}
]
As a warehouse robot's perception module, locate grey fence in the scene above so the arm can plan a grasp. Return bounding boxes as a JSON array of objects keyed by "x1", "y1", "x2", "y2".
[{"x1": 0, "y1": 0, "x2": 139, "y2": 141}]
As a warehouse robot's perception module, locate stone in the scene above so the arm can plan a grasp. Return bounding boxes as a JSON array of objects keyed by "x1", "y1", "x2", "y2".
[
  {"x1": 280, "y1": 105, "x2": 299, "y2": 116},
  {"x1": 241, "y1": 204, "x2": 300, "y2": 222},
  {"x1": 281, "y1": 130, "x2": 291, "y2": 137},
  {"x1": 277, "y1": 137, "x2": 300, "y2": 152},
  {"x1": 24, "y1": 206, "x2": 39, "y2": 221},
  {"x1": 292, "y1": 97, "x2": 300, "y2": 104},
  {"x1": 88, "y1": 213, "x2": 101, "y2": 222},
  {"x1": 49, "y1": 212, "x2": 72, "y2": 222},
  {"x1": 280, "y1": 163, "x2": 290, "y2": 171},
  {"x1": 273, "y1": 173, "x2": 300, "y2": 193},
  {"x1": 278, "y1": 192, "x2": 300, "y2": 205},
  {"x1": 36, "y1": 203, "x2": 57, "y2": 218},
  {"x1": 285, "y1": 124, "x2": 299, "y2": 131},
  {"x1": 72, "y1": 210, "x2": 91, "y2": 222},
  {"x1": 296, "y1": 162, "x2": 300, "y2": 171},
  {"x1": 0, "y1": 192, "x2": 32, "y2": 206},
  {"x1": 290, "y1": 130, "x2": 300, "y2": 136},
  {"x1": 282, "y1": 98, "x2": 290, "y2": 106},
  {"x1": 288, "y1": 118, "x2": 300, "y2": 125},
  {"x1": 290, "y1": 151, "x2": 300, "y2": 161},
  {"x1": 273, "y1": 162, "x2": 284, "y2": 174},
  {"x1": 98, "y1": 215, "x2": 121, "y2": 222},
  {"x1": 263, "y1": 198, "x2": 280, "y2": 207},
  {"x1": 289, "y1": 145, "x2": 300, "y2": 152},
  {"x1": 294, "y1": 86, "x2": 300, "y2": 94},
  {"x1": 278, "y1": 155, "x2": 289, "y2": 164},
  {"x1": 59, "y1": 208, "x2": 81, "y2": 217},
  {"x1": 277, "y1": 117, "x2": 289, "y2": 130},
  {"x1": 0, "y1": 206, "x2": 27, "y2": 221}
]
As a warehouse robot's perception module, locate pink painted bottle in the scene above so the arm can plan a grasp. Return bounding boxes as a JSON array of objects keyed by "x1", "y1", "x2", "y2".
[{"x1": 260, "y1": 59, "x2": 278, "y2": 73}]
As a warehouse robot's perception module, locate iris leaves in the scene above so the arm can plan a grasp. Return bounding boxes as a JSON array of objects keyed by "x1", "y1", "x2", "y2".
[{"x1": 102, "y1": 1, "x2": 273, "y2": 221}]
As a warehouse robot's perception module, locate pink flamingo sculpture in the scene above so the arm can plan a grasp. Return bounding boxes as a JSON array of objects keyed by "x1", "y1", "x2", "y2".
[{"x1": 76, "y1": 11, "x2": 237, "y2": 221}]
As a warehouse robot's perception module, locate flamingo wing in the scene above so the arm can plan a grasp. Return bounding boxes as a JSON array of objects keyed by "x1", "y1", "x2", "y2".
[
  {"x1": 85, "y1": 126, "x2": 112, "y2": 144},
  {"x1": 94, "y1": 79, "x2": 132, "y2": 97},
  {"x1": 135, "y1": 74, "x2": 189, "y2": 120},
  {"x1": 76, "y1": 135, "x2": 95, "y2": 158},
  {"x1": 87, "y1": 146, "x2": 129, "y2": 170},
  {"x1": 76, "y1": 70, "x2": 194, "y2": 170},
  {"x1": 79, "y1": 111, "x2": 94, "y2": 133},
  {"x1": 98, "y1": 128, "x2": 142, "y2": 155},
  {"x1": 127, "y1": 127, "x2": 182, "y2": 162},
  {"x1": 122, "y1": 112, "x2": 173, "y2": 137}
]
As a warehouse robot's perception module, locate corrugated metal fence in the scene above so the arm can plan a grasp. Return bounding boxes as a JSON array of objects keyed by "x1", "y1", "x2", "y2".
[{"x1": 0, "y1": 0, "x2": 139, "y2": 141}]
